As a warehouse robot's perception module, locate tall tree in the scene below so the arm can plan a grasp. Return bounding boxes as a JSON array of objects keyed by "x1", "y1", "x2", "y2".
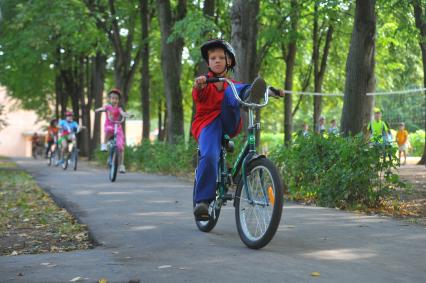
[
  {"x1": 312, "y1": 1, "x2": 334, "y2": 132},
  {"x1": 283, "y1": 0, "x2": 299, "y2": 144},
  {"x1": 90, "y1": 52, "x2": 106, "y2": 156},
  {"x1": 156, "y1": 0, "x2": 187, "y2": 144},
  {"x1": 140, "y1": 0, "x2": 151, "y2": 141},
  {"x1": 230, "y1": 0, "x2": 260, "y2": 82},
  {"x1": 412, "y1": 0, "x2": 426, "y2": 165},
  {"x1": 84, "y1": 0, "x2": 142, "y2": 105},
  {"x1": 341, "y1": 0, "x2": 376, "y2": 136}
]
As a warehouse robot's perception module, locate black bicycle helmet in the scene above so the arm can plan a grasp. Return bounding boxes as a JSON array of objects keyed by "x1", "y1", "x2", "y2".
[{"x1": 200, "y1": 39, "x2": 236, "y2": 70}]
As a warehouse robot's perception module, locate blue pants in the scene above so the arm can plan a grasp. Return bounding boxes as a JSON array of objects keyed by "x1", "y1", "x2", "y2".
[{"x1": 194, "y1": 83, "x2": 250, "y2": 203}]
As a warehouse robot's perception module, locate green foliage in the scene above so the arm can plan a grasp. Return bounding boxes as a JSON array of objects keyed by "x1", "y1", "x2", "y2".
[
  {"x1": 269, "y1": 134, "x2": 404, "y2": 208},
  {"x1": 409, "y1": 130, "x2": 425, "y2": 157},
  {"x1": 95, "y1": 137, "x2": 197, "y2": 175}
]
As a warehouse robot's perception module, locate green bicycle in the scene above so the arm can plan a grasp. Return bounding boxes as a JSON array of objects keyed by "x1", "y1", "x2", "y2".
[{"x1": 193, "y1": 78, "x2": 284, "y2": 249}]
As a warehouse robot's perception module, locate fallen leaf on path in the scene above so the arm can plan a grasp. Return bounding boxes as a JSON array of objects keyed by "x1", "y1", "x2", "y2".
[
  {"x1": 11, "y1": 251, "x2": 18, "y2": 256},
  {"x1": 17, "y1": 273, "x2": 23, "y2": 276},
  {"x1": 70, "y1": 276, "x2": 86, "y2": 282},
  {"x1": 158, "y1": 265, "x2": 172, "y2": 269},
  {"x1": 311, "y1": 272, "x2": 321, "y2": 277},
  {"x1": 98, "y1": 278, "x2": 108, "y2": 283},
  {"x1": 112, "y1": 251, "x2": 119, "y2": 254}
]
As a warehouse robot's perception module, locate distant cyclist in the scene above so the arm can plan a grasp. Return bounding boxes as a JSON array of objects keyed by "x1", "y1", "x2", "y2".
[
  {"x1": 95, "y1": 88, "x2": 131, "y2": 174},
  {"x1": 57, "y1": 111, "x2": 81, "y2": 165},
  {"x1": 45, "y1": 119, "x2": 58, "y2": 158}
]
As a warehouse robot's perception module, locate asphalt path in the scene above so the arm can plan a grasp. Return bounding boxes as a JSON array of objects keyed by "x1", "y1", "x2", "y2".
[{"x1": 1, "y1": 158, "x2": 425, "y2": 283}]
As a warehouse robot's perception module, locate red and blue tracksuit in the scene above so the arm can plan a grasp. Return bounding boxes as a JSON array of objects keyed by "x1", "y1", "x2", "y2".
[{"x1": 191, "y1": 73, "x2": 250, "y2": 203}]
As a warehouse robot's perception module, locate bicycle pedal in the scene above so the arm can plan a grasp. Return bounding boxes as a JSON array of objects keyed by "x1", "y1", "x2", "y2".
[{"x1": 223, "y1": 193, "x2": 233, "y2": 201}]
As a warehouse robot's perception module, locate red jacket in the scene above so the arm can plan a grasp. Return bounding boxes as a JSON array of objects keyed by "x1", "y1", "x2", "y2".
[{"x1": 191, "y1": 73, "x2": 242, "y2": 141}]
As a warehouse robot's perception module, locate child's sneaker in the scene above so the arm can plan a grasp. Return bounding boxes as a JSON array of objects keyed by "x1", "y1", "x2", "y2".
[
  {"x1": 100, "y1": 143, "x2": 108, "y2": 152},
  {"x1": 246, "y1": 76, "x2": 267, "y2": 103},
  {"x1": 193, "y1": 202, "x2": 210, "y2": 221},
  {"x1": 119, "y1": 165, "x2": 126, "y2": 174}
]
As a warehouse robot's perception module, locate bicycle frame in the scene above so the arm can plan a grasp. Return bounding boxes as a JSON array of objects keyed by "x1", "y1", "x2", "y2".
[{"x1": 212, "y1": 78, "x2": 271, "y2": 206}]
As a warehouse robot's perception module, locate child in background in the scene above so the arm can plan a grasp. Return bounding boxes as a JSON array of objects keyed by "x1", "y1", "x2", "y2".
[
  {"x1": 95, "y1": 88, "x2": 131, "y2": 173},
  {"x1": 45, "y1": 119, "x2": 58, "y2": 158},
  {"x1": 328, "y1": 119, "x2": 339, "y2": 135},
  {"x1": 396, "y1": 122, "x2": 409, "y2": 165}
]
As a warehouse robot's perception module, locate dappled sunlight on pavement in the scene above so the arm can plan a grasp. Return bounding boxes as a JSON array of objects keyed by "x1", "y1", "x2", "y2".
[{"x1": 1, "y1": 158, "x2": 425, "y2": 283}]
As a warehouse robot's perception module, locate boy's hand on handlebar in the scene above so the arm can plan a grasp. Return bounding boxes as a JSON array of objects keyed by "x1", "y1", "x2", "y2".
[
  {"x1": 269, "y1": 87, "x2": 285, "y2": 98},
  {"x1": 194, "y1": 76, "x2": 207, "y2": 90}
]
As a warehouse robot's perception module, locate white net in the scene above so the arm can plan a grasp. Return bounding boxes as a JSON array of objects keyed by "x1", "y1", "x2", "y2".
[{"x1": 367, "y1": 88, "x2": 426, "y2": 131}]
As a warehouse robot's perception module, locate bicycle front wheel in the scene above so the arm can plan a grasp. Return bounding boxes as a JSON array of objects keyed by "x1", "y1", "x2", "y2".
[
  {"x1": 235, "y1": 158, "x2": 283, "y2": 249},
  {"x1": 72, "y1": 148, "x2": 78, "y2": 171},
  {"x1": 62, "y1": 155, "x2": 69, "y2": 170},
  {"x1": 109, "y1": 147, "x2": 118, "y2": 182},
  {"x1": 47, "y1": 149, "x2": 52, "y2": 166}
]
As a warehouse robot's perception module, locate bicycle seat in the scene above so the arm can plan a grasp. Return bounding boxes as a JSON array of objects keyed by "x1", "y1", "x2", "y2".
[{"x1": 222, "y1": 135, "x2": 234, "y2": 153}]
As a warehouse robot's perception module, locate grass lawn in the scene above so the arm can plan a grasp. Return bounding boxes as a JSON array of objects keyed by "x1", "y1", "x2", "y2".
[{"x1": 0, "y1": 158, "x2": 92, "y2": 255}]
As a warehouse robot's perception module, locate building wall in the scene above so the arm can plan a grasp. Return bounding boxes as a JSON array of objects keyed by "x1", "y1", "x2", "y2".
[
  {"x1": 0, "y1": 87, "x2": 45, "y2": 157},
  {"x1": 0, "y1": 87, "x2": 147, "y2": 157}
]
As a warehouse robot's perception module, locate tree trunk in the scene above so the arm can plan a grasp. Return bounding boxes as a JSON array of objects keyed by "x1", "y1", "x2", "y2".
[
  {"x1": 283, "y1": 0, "x2": 299, "y2": 145},
  {"x1": 313, "y1": 19, "x2": 334, "y2": 132},
  {"x1": 413, "y1": 1, "x2": 426, "y2": 165},
  {"x1": 189, "y1": 0, "x2": 216, "y2": 141},
  {"x1": 156, "y1": 0, "x2": 186, "y2": 144},
  {"x1": 90, "y1": 52, "x2": 106, "y2": 156},
  {"x1": 79, "y1": 57, "x2": 91, "y2": 157},
  {"x1": 140, "y1": 0, "x2": 151, "y2": 141},
  {"x1": 341, "y1": 0, "x2": 376, "y2": 136},
  {"x1": 230, "y1": 0, "x2": 260, "y2": 82},
  {"x1": 231, "y1": 0, "x2": 260, "y2": 141}
]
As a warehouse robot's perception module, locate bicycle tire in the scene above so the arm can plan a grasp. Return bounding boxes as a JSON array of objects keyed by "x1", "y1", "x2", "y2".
[
  {"x1": 54, "y1": 148, "x2": 61, "y2": 167},
  {"x1": 109, "y1": 147, "x2": 118, "y2": 182},
  {"x1": 235, "y1": 158, "x2": 283, "y2": 249},
  {"x1": 62, "y1": 155, "x2": 68, "y2": 170},
  {"x1": 47, "y1": 149, "x2": 52, "y2": 166},
  {"x1": 193, "y1": 177, "x2": 221, "y2": 232},
  {"x1": 73, "y1": 148, "x2": 78, "y2": 171}
]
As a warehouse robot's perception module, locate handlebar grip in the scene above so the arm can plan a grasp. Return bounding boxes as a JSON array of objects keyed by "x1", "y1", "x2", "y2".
[{"x1": 205, "y1": 77, "x2": 222, "y2": 83}]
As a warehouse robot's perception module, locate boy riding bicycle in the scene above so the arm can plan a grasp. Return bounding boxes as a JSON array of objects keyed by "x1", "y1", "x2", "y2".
[
  {"x1": 57, "y1": 111, "x2": 81, "y2": 165},
  {"x1": 192, "y1": 39, "x2": 283, "y2": 220}
]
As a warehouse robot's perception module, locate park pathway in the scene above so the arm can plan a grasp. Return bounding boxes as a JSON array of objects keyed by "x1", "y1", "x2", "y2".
[{"x1": 1, "y1": 158, "x2": 426, "y2": 283}]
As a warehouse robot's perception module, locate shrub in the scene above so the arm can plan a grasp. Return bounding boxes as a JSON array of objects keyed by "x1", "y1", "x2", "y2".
[
  {"x1": 269, "y1": 134, "x2": 404, "y2": 209},
  {"x1": 408, "y1": 130, "x2": 425, "y2": 157},
  {"x1": 95, "y1": 137, "x2": 197, "y2": 176}
]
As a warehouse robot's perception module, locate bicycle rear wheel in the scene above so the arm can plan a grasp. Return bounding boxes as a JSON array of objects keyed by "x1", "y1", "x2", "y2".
[
  {"x1": 235, "y1": 158, "x2": 283, "y2": 249},
  {"x1": 109, "y1": 146, "x2": 118, "y2": 182},
  {"x1": 193, "y1": 177, "x2": 221, "y2": 232}
]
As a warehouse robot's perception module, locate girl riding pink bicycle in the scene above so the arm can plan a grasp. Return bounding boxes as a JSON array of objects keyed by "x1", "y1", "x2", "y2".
[{"x1": 95, "y1": 88, "x2": 131, "y2": 173}]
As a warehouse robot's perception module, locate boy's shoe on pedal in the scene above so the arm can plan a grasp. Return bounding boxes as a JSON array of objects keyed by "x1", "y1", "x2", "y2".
[
  {"x1": 194, "y1": 202, "x2": 210, "y2": 221},
  {"x1": 245, "y1": 76, "x2": 267, "y2": 103},
  {"x1": 119, "y1": 165, "x2": 126, "y2": 174},
  {"x1": 100, "y1": 143, "x2": 108, "y2": 152}
]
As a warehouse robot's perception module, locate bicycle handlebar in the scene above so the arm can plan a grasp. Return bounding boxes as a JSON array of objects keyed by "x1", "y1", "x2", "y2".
[
  {"x1": 97, "y1": 109, "x2": 127, "y2": 124},
  {"x1": 205, "y1": 77, "x2": 269, "y2": 109}
]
